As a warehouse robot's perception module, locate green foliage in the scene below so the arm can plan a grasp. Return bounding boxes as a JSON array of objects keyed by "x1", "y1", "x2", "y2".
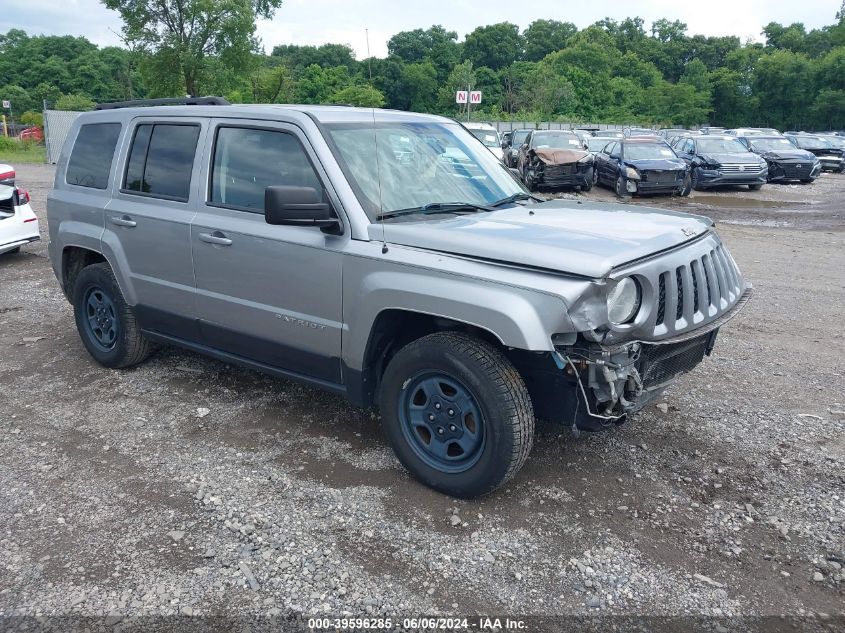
[
  {"x1": 329, "y1": 84, "x2": 385, "y2": 108},
  {"x1": 102, "y1": 0, "x2": 283, "y2": 95},
  {"x1": 3, "y1": 6, "x2": 845, "y2": 130},
  {"x1": 463, "y1": 23, "x2": 522, "y2": 70},
  {"x1": 55, "y1": 93, "x2": 95, "y2": 111},
  {"x1": 20, "y1": 111, "x2": 43, "y2": 127}
]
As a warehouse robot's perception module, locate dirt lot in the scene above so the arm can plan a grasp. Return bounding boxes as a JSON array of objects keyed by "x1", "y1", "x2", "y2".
[{"x1": 1, "y1": 164, "x2": 843, "y2": 629}]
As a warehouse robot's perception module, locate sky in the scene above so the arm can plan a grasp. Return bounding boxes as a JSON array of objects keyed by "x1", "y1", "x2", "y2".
[{"x1": 2, "y1": 0, "x2": 841, "y2": 58}]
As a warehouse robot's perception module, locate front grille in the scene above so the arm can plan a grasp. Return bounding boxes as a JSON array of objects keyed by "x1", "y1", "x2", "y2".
[
  {"x1": 777, "y1": 163, "x2": 813, "y2": 179},
  {"x1": 642, "y1": 170, "x2": 681, "y2": 185},
  {"x1": 718, "y1": 163, "x2": 764, "y2": 174},
  {"x1": 640, "y1": 334, "x2": 710, "y2": 389},
  {"x1": 654, "y1": 244, "x2": 741, "y2": 334}
]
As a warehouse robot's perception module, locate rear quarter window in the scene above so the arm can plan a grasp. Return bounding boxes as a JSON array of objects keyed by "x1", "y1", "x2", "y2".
[{"x1": 65, "y1": 123, "x2": 122, "y2": 189}]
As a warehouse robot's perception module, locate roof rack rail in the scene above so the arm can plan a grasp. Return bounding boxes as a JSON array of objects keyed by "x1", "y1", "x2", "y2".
[{"x1": 95, "y1": 96, "x2": 231, "y2": 110}]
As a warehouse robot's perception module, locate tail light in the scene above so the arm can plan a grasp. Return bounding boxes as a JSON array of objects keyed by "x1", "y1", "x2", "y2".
[
  {"x1": 0, "y1": 169, "x2": 14, "y2": 185},
  {"x1": 16, "y1": 188, "x2": 31, "y2": 206}
]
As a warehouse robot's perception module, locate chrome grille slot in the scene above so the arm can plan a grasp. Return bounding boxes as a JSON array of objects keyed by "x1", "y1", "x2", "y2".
[
  {"x1": 690, "y1": 260, "x2": 700, "y2": 314},
  {"x1": 675, "y1": 267, "x2": 684, "y2": 320},
  {"x1": 656, "y1": 273, "x2": 666, "y2": 325}
]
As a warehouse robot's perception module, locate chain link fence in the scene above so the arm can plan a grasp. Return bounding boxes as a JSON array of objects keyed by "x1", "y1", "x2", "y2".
[{"x1": 43, "y1": 110, "x2": 82, "y2": 164}]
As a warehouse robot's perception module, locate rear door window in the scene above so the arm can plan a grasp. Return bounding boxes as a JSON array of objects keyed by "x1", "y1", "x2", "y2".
[
  {"x1": 123, "y1": 123, "x2": 201, "y2": 201},
  {"x1": 66, "y1": 123, "x2": 122, "y2": 189}
]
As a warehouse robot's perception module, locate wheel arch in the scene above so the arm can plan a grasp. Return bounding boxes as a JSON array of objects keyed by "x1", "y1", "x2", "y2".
[{"x1": 348, "y1": 308, "x2": 506, "y2": 408}]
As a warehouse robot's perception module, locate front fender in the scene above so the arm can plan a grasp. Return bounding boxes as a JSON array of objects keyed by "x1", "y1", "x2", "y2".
[{"x1": 342, "y1": 262, "x2": 574, "y2": 371}]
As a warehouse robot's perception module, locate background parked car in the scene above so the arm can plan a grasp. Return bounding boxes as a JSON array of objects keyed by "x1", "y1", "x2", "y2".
[
  {"x1": 517, "y1": 130, "x2": 593, "y2": 192},
  {"x1": 785, "y1": 134, "x2": 845, "y2": 172},
  {"x1": 739, "y1": 135, "x2": 821, "y2": 183},
  {"x1": 623, "y1": 127, "x2": 654, "y2": 137},
  {"x1": 595, "y1": 138, "x2": 689, "y2": 197},
  {"x1": 18, "y1": 126, "x2": 44, "y2": 142},
  {"x1": 1, "y1": 177, "x2": 39, "y2": 256},
  {"x1": 675, "y1": 135, "x2": 768, "y2": 190},
  {"x1": 501, "y1": 128, "x2": 531, "y2": 167},
  {"x1": 464, "y1": 122, "x2": 504, "y2": 161}
]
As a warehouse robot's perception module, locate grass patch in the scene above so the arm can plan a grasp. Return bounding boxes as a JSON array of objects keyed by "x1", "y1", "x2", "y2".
[{"x1": 0, "y1": 143, "x2": 46, "y2": 164}]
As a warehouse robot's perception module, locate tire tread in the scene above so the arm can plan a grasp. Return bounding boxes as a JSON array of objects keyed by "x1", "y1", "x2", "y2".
[{"x1": 395, "y1": 332, "x2": 534, "y2": 492}]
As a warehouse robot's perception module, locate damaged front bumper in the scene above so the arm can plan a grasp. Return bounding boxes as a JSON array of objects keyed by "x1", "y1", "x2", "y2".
[{"x1": 551, "y1": 287, "x2": 752, "y2": 431}]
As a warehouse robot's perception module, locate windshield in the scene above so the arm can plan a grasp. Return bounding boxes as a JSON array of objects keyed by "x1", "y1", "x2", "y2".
[
  {"x1": 793, "y1": 136, "x2": 831, "y2": 149},
  {"x1": 586, "y1": 138, "x2": 613, "y2": 152},
  {"x1": 512, "y1": 130, "x2": 529, "y2": 146},
  {"x1": 623, "y1": 144, "x2": 677, "y2": 159},
  {"x1": 469, "y1": 128, "x2": 500, "y2": 147},
  {"x1": 325, "y1": 121, "x2": 524, "y2": 221},
  {"x1": 821, "y1": 136, "x2": 845, "y2": 148},
  {"x1": 750, "y1": 138, "x2": 799, "y2": 152},
  {"x1": 696, "y1": 138, "x2": 749, "y2": 154},
  {"x1": 532, "y1": 132, "x2": 581, "y2": 149}
]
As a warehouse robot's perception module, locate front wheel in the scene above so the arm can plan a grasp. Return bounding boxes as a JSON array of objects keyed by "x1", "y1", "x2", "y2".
[
  {"x1": 523, "y1": 167, "x2": 537, "y2": 192},
  {"x1": 72, "y1": 262, "x2": 152, "y2": 368},
  {"x1": 800, "y1": 178, "x2": 814, "y2": 184},
  {"x1": 749, "y1": 183, "x2": 763, "y2": 190},
  {"x1": 678, "y1": 172, "x2": 692, "y2": 197},
  {"x1": 615, "y1": 174, "x2": 629, "y2": 198},
  {"x1": 690, "y1": 167, "x2": 703, "y2": 191},
  {"x1": 378, "y1": 332, "x2": 534, "y2": 498}
]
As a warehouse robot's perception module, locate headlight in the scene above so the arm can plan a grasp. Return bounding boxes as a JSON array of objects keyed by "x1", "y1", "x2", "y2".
[
  {"x1": 624, "y1": 166, "x2": 641, "y2": 180},
  {"x1": 577, "y1": 154, "x2": 594, "y2": 164},
  {"x1": 607, "y1": 277, "x2": 641, "y2": 325}
]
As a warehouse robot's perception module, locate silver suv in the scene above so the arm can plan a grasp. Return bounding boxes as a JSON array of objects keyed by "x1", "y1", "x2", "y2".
[{"x1": 47, "y1": 99, "x2": 751, "y2": 498}]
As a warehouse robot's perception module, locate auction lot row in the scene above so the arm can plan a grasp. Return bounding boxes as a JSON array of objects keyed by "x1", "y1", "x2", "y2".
[{"x1": 1, "y1": 164, "x2": 842, "y2": 624}]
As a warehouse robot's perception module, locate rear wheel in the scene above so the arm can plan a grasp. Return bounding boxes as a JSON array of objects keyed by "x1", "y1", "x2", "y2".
[
  {"x1": 5, "y1": 246, "x2": 21, "y2": 255},
  {"x1": 378, "y1": 332, "x2": 534, "y2": 498},
  {"x1": 800, "y1": 178, "x2": 814, "y2": 184},
  {"x1": 72, "y1": 262, "x2": 151, "y2": 368}
]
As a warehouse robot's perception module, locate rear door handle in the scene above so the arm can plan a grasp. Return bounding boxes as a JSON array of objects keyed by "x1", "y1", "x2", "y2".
[
  {"x1": 198, "y1": 231, "x2": 233, "y2": 246},
  {"x1": 110, "y1": 215, "x2": 137, "y2": 228}
]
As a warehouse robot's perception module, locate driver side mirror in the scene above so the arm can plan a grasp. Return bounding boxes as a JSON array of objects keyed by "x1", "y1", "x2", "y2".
[{"x1": 265, "y1": 186, "x2": 341, "y2": 234}]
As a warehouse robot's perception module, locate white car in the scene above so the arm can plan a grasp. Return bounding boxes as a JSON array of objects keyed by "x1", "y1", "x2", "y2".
[
  {"x1": 0, "y1": 164, "x2": 39, "y2": 255},
  {"x1": 464, "y1": 123, "x2": 504, "y2": 161}
]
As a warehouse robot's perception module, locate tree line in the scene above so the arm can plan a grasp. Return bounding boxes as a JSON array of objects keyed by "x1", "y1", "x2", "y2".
[{"x1": 2, "y1": 0, "x2": 844, "y2": 130}]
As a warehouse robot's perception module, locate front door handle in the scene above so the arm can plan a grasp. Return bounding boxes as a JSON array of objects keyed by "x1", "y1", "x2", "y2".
[
  {"x1": 110, "y1": 215, "x2": 137, "y2": 228},
  {"x1": 199, "y1": 231, "x2": 233, "y2": 246}
]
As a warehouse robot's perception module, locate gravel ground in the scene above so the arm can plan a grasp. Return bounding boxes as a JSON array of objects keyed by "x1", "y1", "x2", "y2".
[{"x1": 1, "y1": 164, "x2": 843, "y2": 630}]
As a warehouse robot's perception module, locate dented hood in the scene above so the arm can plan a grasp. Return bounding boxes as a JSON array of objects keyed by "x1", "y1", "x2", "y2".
[
  {"x1": 533, "y1": 148, "x2": 588, "y2": 164},
  {"x1": 369, "y1": 199, "x2": 715, "y2": 279}
]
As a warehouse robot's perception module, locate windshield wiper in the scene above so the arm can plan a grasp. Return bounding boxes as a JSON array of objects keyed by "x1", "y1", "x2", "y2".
[
  {"x1": 489, "y1": 192, "x2": 543, "y2": 207},
  {"x1": 376, "y1": 201, "x2": 493, "y2": 221}
]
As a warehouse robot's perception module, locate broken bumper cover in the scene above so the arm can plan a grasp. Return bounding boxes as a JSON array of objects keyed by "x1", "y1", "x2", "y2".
[
  {"x1": 555, "y1": 286, "x2": 752, "y2": 431},
  {"x1": 533, "y1": 164, "x2": 593, "y2": 189}
]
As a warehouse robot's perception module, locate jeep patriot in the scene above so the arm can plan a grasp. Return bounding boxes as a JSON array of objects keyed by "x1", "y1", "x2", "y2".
[{"x1": 47, "y1": 98, "x2": 751, "y2": 497}]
